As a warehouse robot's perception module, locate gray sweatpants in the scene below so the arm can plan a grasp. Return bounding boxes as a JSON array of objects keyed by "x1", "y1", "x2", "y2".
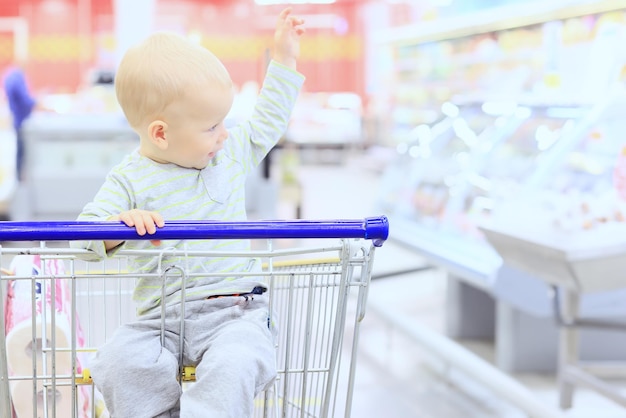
[{"x1": 90, "y1": 295, "x2": 276, "y2": 418}]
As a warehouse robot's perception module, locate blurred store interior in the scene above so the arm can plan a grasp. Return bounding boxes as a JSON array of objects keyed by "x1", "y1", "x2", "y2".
[{"x1": 3, "y1": 0, "x2": 626, "y2": 416}]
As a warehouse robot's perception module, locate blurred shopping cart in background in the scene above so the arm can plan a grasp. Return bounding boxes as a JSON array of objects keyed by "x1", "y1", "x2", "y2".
[{"x1": 0, "y1": 216, "x2": 388, "y2": 418}]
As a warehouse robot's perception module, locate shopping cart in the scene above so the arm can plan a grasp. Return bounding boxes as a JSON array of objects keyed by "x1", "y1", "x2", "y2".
[{"x1": 0, "y1": 216, "x2": 388, "y2": 418}]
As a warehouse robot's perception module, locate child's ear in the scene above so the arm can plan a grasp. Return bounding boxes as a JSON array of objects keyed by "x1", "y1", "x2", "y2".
[{"x1": 148, "y1": 120, "x2": 168, "y2": 150}]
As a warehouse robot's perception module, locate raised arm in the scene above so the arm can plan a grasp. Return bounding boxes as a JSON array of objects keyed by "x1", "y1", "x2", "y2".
[{"x1": 224, "y1": 8, "x2": 306, "y2": 171}]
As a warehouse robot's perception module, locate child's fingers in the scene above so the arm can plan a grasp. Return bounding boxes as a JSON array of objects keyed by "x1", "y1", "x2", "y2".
[
  {"x1": 279, "y1": 7, "x2": 292, "y2": 20},
  {"x1": 119, "y1": 210, "x2": 163, "y2": 236},
  {"x1": 118, "y1": 212, "x2": 136, "y2": 227},
  {"x1": 151, "y1": 212, "x2": 165, "y2": 228},
  {"x1": 127, "y1": 213, "x2": 147, "y2": 235},
  {"x1": 290, "y1": 17, "x2": 305, "y2": 27},
  {"x1": 139, "y1": 212, "x2": 164, "y2": 235},
  {"x1": 141, "y1": 214, "x2": 158, "y2": 234}
]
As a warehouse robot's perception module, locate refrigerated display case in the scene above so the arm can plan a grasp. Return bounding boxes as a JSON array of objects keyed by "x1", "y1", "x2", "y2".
[
  {"x1": 285, "y1": 92, "x2": 363, "y2": 147},
  {"x1": 373, "y1": 0, "x2": 626, "y2": 377},
  {"x1": 486, "y1": 92, "x2": 626, "y2": 233},
  {"x1": 382, "y1": 99, "x2": 589, "y2": 283},
  {"x1": 10, "y1": 111, "x2": 138, "y2": 220},
  {"x1": 379, "y1": 100, "x2": 524, "y2": 233},
  {"x1": 453, "y1": 102, "x2": 590, "y2": 237},
  {"x1": 486, "y1": 92, "x2": 626, "y2": 297},
  {"x1": 378, "y1": 94, "x2": 626, "y2": 373},
  {"x1": 409, "y1": 101, "x2": 519, "y2": 227},
  {"x1": 478, "y1": 90, "x2": 626, "y2": 404},
  {"x1": 12, "y1": 111, "x2": 279, "y2": 221}
]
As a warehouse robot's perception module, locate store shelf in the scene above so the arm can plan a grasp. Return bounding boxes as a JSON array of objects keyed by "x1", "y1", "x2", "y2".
[{"x1": 373, "y1": 0, "x2": 626, "y2": 46}]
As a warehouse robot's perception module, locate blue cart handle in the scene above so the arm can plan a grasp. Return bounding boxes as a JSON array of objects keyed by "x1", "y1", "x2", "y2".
[{"x1": 0, "y1": 216, "x2": 389, "y2": 247}]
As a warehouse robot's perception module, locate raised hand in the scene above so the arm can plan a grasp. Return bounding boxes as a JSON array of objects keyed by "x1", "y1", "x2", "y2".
[{"x1": 273, "y1": 7, "x2": 306, "y2": 69}]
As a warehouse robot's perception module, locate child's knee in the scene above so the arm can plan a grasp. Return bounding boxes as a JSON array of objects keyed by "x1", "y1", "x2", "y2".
[{"x1": 91, "y1": 335, "x2": 177, "y2": 384}]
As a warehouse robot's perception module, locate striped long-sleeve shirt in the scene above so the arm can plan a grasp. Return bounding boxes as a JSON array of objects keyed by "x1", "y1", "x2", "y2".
[{"x1": 75, "y1": 61, "x2": 305, "y2": 316}]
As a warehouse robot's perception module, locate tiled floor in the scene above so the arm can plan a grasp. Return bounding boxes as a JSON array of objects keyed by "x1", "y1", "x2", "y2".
[{"x1": 3, "y1": 135, "x2": 626, "y2": 417}]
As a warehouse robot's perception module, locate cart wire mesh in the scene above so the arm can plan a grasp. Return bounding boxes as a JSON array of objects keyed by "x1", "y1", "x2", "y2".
[{"x1": 0, "y1": 216, "x2": 388, "y2": 418}]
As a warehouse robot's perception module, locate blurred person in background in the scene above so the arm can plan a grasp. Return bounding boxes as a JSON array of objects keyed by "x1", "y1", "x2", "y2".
[{"x1": 3, "y1": 59, "x2": 37, "y2": 182}]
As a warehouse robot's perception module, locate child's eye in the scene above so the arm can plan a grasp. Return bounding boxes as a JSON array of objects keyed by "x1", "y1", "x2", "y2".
[{"x1": 208, "y1": 123, "x2": 219, "y2": 132}]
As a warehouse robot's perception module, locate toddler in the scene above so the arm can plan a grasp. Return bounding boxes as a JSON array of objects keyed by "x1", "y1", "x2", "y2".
[{"x1": 74, "y1": 8, "x2": 305, "y2": 418}]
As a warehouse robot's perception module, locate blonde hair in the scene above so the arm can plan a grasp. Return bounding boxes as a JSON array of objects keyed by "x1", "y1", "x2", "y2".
[{"x1": 115, "y1": 32, "x2": 232, "y2": 128}]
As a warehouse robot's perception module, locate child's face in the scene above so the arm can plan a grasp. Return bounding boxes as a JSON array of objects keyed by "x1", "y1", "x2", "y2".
[{"x1": 163, "y1": 83, "x2": 234, "y2": 169}]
